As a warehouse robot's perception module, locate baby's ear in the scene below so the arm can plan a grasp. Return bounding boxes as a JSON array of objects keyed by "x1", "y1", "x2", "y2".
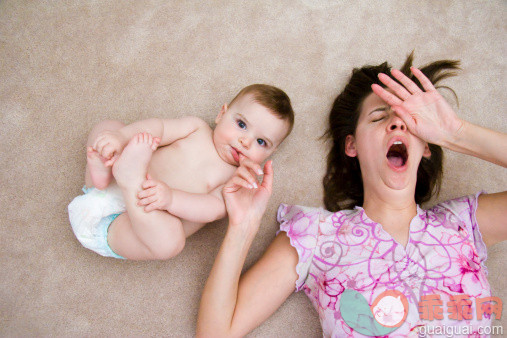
[
  {"x1": 345, "y1": 135, "x2": 357, "y2": 157},
  {"x1": 215, "y1": 103, "x2": 228, "y2": 124}
]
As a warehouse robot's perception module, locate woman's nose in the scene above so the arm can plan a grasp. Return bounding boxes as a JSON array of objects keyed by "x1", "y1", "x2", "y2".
[{"x1": 387, "y1": 114, "x2": 407, "y2": 132}]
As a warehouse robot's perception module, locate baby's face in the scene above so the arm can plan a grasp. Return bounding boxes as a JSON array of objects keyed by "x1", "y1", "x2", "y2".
[{"x1": 213, "y1": 94, "x2": 289, "y2": 166}]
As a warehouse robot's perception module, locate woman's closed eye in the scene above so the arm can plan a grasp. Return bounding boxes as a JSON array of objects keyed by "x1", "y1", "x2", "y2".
[{"x1": 372, "y1": 114, "x2": 387, "y2": 122}]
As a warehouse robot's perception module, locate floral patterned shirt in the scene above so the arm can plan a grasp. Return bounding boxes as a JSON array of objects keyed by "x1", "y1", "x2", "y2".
[{"x1": 277, "y1": 193, "x2": 494, "y2": 337}]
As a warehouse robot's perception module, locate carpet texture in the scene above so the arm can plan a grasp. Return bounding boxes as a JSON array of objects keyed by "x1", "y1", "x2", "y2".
[{"x1": 1, "y1": 1, "x2": 506, "y2": 336}]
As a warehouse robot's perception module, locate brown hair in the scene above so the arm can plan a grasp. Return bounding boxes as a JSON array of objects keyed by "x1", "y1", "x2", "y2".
[
  {"x1": 230, "y1": 84, "x2": 295, "y2": 136},
  {"x1": 322, "y1": 52, "x2": 460, "y2": 211}
]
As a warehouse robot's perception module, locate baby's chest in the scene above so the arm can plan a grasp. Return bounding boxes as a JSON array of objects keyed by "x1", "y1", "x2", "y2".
[{"x1": 148, "y1": 138, "x2": 228, "y2": 193}]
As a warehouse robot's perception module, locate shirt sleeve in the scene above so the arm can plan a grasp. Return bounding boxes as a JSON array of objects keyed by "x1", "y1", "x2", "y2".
[
  {"x1": 437, "y1": 192, "x2": 488, "y2": 268},
  {"x1": 277, "y1": 203, "x2": 320, "y2": 291}
]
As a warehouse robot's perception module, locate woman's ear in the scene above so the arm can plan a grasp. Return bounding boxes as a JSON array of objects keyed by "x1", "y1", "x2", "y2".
[
  {"x1": 215, "y1": 103, "x2": 228, "y2": 124},
  {"x1": 345, "y1": 134, "x2": 357, "y2": 157},
  {"x1": 423, "y1": 143, "x2": 431, "y2": 158}
]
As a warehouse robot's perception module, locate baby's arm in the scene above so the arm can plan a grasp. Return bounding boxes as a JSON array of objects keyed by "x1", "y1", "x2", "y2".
[
  {"x1": 372, "y1": 67, "x2": 507, "y2": 167},
  {"x1": 137, "y1": 175, "x2": 227, "y2": 223},
  {"x1": 93, "y1": 116, "x2": 206, "y2": 163}
]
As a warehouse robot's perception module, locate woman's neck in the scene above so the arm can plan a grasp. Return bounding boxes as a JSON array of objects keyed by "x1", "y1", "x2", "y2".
[{"x1": 362, "y1": 188, "x2": 418, "y2": 238}]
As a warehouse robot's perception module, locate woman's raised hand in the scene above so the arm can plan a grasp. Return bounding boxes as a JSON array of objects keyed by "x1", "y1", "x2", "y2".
[
  {"x1": 222, "y1": 155, "x2": 273, "y2": 230},
  {"x1": 372, "y1": 67, "x2": 464, "y2": 146}
]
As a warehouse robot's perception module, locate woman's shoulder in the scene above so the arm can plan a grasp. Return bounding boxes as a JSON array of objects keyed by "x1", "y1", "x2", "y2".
[
  {"x1": 423, "y1": 192, "x2": 485, "y2": 242},
  {"x1": 277, "y1": 203, "x2": 359, "y2": 226},
  {"x1": 277, "y1": 203, "x2": 322, "y2": 220},
  {"x1": 426, "y1": 191, "x2": 483, "y2": 218}
]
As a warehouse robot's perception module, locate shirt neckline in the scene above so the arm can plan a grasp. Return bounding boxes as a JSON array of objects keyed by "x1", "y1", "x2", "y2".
[{"x1": 353, "y1": 204, "x2": 425, "y2": 251}]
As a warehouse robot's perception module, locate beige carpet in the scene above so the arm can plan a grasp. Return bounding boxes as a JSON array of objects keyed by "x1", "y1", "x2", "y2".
[{"x1": 1, "y1": 1, "x2": 506, "y2": 336}]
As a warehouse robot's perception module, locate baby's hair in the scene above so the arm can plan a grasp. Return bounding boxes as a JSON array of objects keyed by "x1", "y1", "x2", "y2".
[
  {"x1": 230, "y1": 84, "x2": 295, "y2": 136},
  {"x1": 322, "y1": 52, "x2": 460, "y2": 211}
]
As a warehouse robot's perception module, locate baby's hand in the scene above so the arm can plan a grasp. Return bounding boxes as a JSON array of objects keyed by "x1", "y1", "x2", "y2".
[
  {"x1": 92, "y1": 131, "x2": 128, "y2": 166},
  {"x1": 137, "y1": 174, "x2": 173, "y2": 212}
]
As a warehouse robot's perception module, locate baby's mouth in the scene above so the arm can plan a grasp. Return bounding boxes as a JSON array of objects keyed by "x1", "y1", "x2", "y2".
[
  {"x1": 386, "y1": 141, "x2": 408, "y2": 168},
  {"x1": 231, "y1": 147, "x2": 241, "y2": 163}
]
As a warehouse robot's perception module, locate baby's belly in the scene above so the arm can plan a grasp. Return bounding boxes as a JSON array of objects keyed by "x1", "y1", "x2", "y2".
[{"x1": 147, "y1": 149, "x2": 212, "y2": 193}]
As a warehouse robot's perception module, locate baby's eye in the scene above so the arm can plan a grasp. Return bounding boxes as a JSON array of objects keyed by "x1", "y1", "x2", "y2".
[
  {"x1": 372, "y1": 115, "x2": 386, "y2": 122},
  {"x1": 237, "y1": 119, "x2": 246, "y2": 129},
  {"x1": 257, "y1": 139, "x2": 266, "y2": 147}
]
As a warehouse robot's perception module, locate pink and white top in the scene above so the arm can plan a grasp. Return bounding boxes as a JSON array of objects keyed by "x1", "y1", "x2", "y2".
[{"x1": 277, "y1": 193, "x2": 494, "y2": 337}]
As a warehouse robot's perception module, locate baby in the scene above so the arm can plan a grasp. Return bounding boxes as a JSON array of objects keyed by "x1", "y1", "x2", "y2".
[{"x1": 68, "y1": 84, "x2": 294, "y2": 260}]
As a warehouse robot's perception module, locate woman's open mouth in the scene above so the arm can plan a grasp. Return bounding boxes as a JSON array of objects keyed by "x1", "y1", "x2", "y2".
[{"x1": 386, "y1": 141, "x2": 408, "y2": 170}]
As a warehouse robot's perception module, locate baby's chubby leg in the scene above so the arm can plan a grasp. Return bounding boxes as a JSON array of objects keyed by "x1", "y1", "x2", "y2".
[
  {"x1": 108, "y1": 133, "x2": 186, "y2": 260},
  {"x1": 85, "y1": 120, "x2": 125, "y2": 189}
]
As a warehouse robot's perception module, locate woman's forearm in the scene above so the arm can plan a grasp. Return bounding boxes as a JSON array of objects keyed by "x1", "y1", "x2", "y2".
[
  {"x1": 442, "y1": 120, "x2": 507, "y2": 167},
  {"x1": 196, "y1": 223, "x2": 258, "y2": 337}
]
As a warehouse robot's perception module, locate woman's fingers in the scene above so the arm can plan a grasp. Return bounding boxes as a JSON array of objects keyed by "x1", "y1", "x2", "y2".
[
  {"x1": 410, "y1": 66, "x2": 436, "y2": 91},
  {"x1": 224, "y1": 155, "x2": 267, "y2": 192},
  {"x1": 239, "y1": 154, "x2": 263, "y2": 175},
  {"x1": 371, "y1": 84, "x2": 402, "y2": 106},
  {"x1": 231, "y1": 175, "x2": 254, "y2": 190},
  {"x1": 377, "y1": 73, "x2": 411, "y2": 100},
  {"x1": 390, "y1": 68, "x2": 423, "y2": 94},
  {"x1": 260, "y1": 160, "x2": 273, "y2": 192},
  {"x1": 392, "y1": 105, "x2": 417, "y2": 132},
  {"x1": 236, "y1": 165, "x2": 258, "y2": 188}
]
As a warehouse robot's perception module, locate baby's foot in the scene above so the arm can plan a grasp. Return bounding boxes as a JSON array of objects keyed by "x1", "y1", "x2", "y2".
[
  {"x1": 87, "y1": 147, "x2": 113, "y2": 190},
  {"x1": 112, "y1": 133, "x2": 159, "y2": 189}
]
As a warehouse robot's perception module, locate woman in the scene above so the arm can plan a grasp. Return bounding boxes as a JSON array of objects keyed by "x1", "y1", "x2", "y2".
[{"x1": 196, "y1": 54, "x2": 507, "y2": 337}]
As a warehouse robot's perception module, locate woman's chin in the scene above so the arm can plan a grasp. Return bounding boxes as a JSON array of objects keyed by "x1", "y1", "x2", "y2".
[{"x1": 382, "y1": 174, "x2": 415, "y2": 193}]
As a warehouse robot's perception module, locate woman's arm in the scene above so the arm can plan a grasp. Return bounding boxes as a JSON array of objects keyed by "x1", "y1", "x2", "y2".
[
  {"x1": 197, "y1": 159, "x2": 299, "y2": 337},
  {"x1": 197, "y1": 231, "x2": 298, "y2": 337},
  {"x1": 476, "y1": 191, "x2": 507, "y2": 247},
  {"x1": 440, "y1": 120, "x2": 507, "y2": 168},
  {"x1": 372, "y1": 67, "x2": 507, "y2": 167}
]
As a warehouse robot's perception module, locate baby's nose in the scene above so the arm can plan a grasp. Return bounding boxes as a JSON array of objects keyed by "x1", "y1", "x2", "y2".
[{"x1": 239, "y1": 136, "x2": 252, "y2": 148}]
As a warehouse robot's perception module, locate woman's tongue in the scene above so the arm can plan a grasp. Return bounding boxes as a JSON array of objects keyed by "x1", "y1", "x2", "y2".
[{"x1": 387, "y1": 154, "x2": 404, "y2": 168}]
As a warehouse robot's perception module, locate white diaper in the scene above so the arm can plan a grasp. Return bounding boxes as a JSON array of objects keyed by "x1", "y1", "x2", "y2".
[{"x1": 68, "y1": 184, "x2": 126, "y2": 258}]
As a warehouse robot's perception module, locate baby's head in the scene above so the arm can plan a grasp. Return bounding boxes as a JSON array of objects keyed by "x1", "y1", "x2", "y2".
[
  {"x1": 323, "y1": 53, "x2": 459, "y2": 211},
  {"x1": 213, "y1": 84, "x2": 294, "y2": 166}
]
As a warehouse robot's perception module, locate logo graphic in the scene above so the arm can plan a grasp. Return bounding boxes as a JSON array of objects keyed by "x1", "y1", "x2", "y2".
[{"x1": 340, "y1": 289, "x2": 409, "y2": 336}]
